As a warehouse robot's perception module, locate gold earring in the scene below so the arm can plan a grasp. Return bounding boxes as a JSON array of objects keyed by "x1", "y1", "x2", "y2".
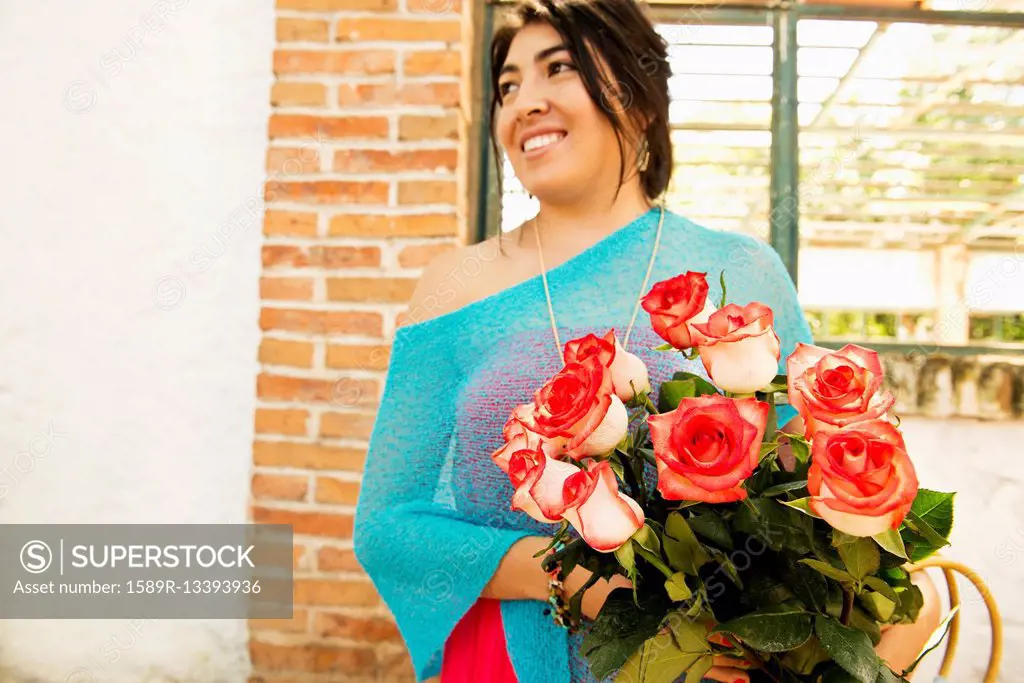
[{"x1": 637, "y1": 139, "x2": 650, "y2": 173}]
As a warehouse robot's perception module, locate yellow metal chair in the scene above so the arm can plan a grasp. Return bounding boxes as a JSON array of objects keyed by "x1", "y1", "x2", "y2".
[{"x1": 909, "y1": 557, "x2": 1003, "y2": 683}]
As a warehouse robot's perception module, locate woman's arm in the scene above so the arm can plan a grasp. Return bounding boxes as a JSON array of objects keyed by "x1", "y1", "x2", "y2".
[{"x1": 481, "y1": 536, "x2": 631, "y2": 618}]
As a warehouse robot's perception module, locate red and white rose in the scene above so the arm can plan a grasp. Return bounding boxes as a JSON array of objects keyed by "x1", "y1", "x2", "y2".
[
  {"x1": 788, "y1": 343, "x2": 895, "y2": 437},
  {"x1": 641, "y1": 271, "x2": 714, "y2": 350},
  {"x1": 807, "y1": 419, "x2": 918, "y2": 537},
  {"x1": 564, "y1": 330, "x2": 651, "y2": 402},
  {"x1": 531, "y1": 358, "x2": 628, "y2": 460},
  {"x1": 647, "y1": 394, "x2": 769, "y2": 503},
  {"x1": 691, "y1": 302, "x2": 781, "y2": 395},
  {"x1": 558, "y1": 460, "x2": 645, "y2": 552}
]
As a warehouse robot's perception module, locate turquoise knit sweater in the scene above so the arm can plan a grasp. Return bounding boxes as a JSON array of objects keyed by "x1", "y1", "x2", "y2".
[{"x1": 353, "y1": 208, "x2": 813, "y2": 682}]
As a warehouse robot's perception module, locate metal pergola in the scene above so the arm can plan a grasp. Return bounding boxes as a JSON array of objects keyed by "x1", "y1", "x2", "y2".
[{"x1": 476, "y1": 0, "x2": 1024, "y2": 270}]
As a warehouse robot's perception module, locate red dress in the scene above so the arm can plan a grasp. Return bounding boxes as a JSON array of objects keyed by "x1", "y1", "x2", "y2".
[{"x1": 441, "y1": 598, "x2": 519, "y2": 682}]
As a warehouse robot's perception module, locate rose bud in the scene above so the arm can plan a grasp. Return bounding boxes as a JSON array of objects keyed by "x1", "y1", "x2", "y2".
[
  {"x1": 508, "y1": 446, "x2": 580, "y2": 524},
  {"x1": 641, "y1": 271, "x2": 712, "y2": 350},
  {"x1": 532, "y1": 359, "x2": 628, "y2": 460},
  {"x1": 691, "y1": 302, "x2": 780, "y2": 394},
  {"x1": 648, "y1": 394, "x2": 769, "y2": 503},
  {"x1": 808, "y1": 420, "x2": 918, "y2": 537},
  {"x1": 787, "y1": 343, "x2": 895, "y2": 438},
  {"x1": 564, "y1": 330, "x2": 651, "y2": 402},
  {"x1": 558, "y1": 460, "x2": 645, "y2": 552}
]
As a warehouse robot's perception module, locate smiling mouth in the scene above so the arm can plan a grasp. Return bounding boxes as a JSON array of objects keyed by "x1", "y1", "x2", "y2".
[{"x1": 522, "y1": 132, "x2": 566, "y2": 153}]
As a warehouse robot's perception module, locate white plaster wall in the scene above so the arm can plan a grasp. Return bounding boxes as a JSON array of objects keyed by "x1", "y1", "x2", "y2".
[
  {"x1": 0, "y1": 1, "x2": 273, "y2": 681},
  {"x1": 899, "y1": 417, "x2": 1024, "y2": 683}
]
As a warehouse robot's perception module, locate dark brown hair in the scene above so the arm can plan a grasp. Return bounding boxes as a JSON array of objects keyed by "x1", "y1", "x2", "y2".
[{"x1": 488, "y1": 0, "x2": 673, "y2": 204}]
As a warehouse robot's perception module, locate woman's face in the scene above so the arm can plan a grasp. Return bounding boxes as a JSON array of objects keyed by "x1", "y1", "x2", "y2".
[{"x1": 496, "y1": 22, "x2": 628, "y2": 205}]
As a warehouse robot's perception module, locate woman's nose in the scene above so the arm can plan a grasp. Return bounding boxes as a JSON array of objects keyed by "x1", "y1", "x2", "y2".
[{"x1": 513, "y1": 82, "x2": 550, "y2": 121}]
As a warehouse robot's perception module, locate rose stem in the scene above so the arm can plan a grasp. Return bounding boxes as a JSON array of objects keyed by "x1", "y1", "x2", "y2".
[
  {"x1": 725, "y1": 636, "x2": 783, "y2": 683},
  {"x1": 840, "y1": 587, "x2": 855, "y2": 626}
]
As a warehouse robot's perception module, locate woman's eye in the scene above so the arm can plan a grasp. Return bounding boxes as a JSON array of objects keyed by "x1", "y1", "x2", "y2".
[
  {"x1": 548, "y1": 61, "x2": 576, "y2": 76},
  {"x1": 498, "y1": 81, "x2": 518, "y2": 98}
]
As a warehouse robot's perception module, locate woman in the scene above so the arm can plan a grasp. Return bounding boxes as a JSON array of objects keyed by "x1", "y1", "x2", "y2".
[{"x1": 353, "y1": 0, "x2": 941, "y2": 681}]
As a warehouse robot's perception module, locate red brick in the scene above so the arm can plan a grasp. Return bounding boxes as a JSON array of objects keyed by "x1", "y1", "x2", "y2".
[
  {"x1": 271, "y1": 82, "x2": 327, "y2": 107},
  {"x1": 249, "y1": 640, "x2": 376, "y2": 674},
  {"x1": 253, "y1": 442, "x2": 367, "y2": 471},
  {"x1": 294, "y1": 579, "x2": 377, "y2": 606},
  {"x1": 260, "y1": 277, "x2": 314, "y2": 301},
  {"x1": 258, "y1": 373, "x2": 379, "y2": 406},
  {"x1": 250, "y1": 609, "x2": 309, "y2": 634},
  {"x1": 263, "y1": 246, "x2": 310, "y2": 268},
  {"x1": 273, "y1": 50, "x2": 395, "y2": 76},
  {"x1": 311, "y1": 246, "x2": 382, "y2": 269},
  {"x1": 399, "y1": 113, "x2": 458, "y2": 141},
  {"x1": 397, "y1": 180, "x2": 456, "y2": 204},
  {"x1": 252, "y1": 473, "x2": 309, "y2": 501},
  {"x1": 277, "y1": 0, "x2": 395, "y2": 9},
  {"x1": 314, "y1": 613, "x2": 400, "y2": 642},
  {"x1": 326, "y1": 277, "x2": 418, "y2": 303},
  {"x1": 335, "y1": 18, "x2": 459, "y2": 43},
  {"x1": 268, "y1": 114, "x2": 388, "y2": 139},
  {"x1": 397, "y1": 242, "x2": 456, "y2": 267},
  {"x1": 325, "y1": 344, "x2": 391, "y2": 371},
  {"x1": 407, "y1": 0, "x2": 462, "y2": 13},
  {"x1": 338, "y1": 82, "x2": 460, "y2": 108},
  {"x1": 403, "y1": 51, "x2": 460, "y2": 77},
  {"x1": 333, "y1": 149, "x2": 457, "y2": 173},
  {"x1": 265, "y1": 181, "x2": 389, "y2": 206},
  {"x1": 264, "y1": 211, "x2": 317, "y2": 237},
  {"x1": 277, "y1": 18, "x2": 329, "y2": 42},
  {"x1": 259, "y1": 308, "x2": 383, "y2": 336},
  {"x1": 328, "y1": 213, "x2": 457, "y2": 237},
  {"x1": 254, "y1": 408, "x2": 309, "y2": 436},
  {"x1": 317, "y1": 547, "x2": 364, "y2": 572},
  {"x1": 252, "y1": 508, "x2": 354, "y2": 538},
  {"x1": 259, "y1": 339, "x2": 315, "y2": 368},
  {"x1": 319, "y1": 412, "x2": 377, "y2": 441},
  {"x1": 266, "y1": 147, "x2": 320, "y2": 174},
  {"x1": 315, "y1": 477, "x2": 361, "y2": 505}
]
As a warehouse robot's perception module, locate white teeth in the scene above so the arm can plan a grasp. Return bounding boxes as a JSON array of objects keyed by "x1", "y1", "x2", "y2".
[{"x1": 523, "y1": 133, "x2": 565, "y2": 152}]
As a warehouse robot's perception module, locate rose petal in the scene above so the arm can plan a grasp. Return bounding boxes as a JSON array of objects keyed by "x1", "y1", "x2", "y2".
[{"x1": 562, "y1": 462, "x2": 644, "y2": 552}]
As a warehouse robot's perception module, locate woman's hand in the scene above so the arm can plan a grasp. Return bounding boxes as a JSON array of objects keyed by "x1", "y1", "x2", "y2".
[
  {"x1": 875, "y1": 569, "x2": 943, "y2": 678},
  {"x1": 562, "y1": 566, "x2": 633, "y2": 621}
]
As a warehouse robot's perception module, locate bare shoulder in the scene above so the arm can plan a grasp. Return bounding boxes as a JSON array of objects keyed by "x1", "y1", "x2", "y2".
[{"x1": 401, "y1": 229, "x2": 530, "y2": 328}]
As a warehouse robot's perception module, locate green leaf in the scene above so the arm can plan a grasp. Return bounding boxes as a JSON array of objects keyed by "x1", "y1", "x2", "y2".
[
  {"x1": 815, "y1": 615, "x2": 880, "y2": 683},
  {"x1": 658, "y1": 379, "x2": 697, "y2": 412},
  {"x1": 761, "y1": 480, "x2": 809, "y2": 498},
  {"x1": 665, "y1": 612, "x2": 712, "y2": 653},
  {"x1": 790, "y1": 560, "x2": 829, "y2": 611},
  {"x1": 779, "y1": 635, "x2": 832, "y2": 675},
  {"x1": 903, "y1": 604, "x2": 960, "y2": 677},
  {"x1": 800, "y1": 559, "x2": 857, "y2": 586},
  {"x1": 781, "y1": 497, "x2": 821, "y2": 519},
  {"x1": 734, "y1": 498, "x2": 814, "y2": 553},
  {"x1": 618, "y1": 629, "x2": 698, "y2": 683},
  {"x1": 580, "y1": 589, "x2": 667, "y2": 679},
  {"x1": 665, "y1": 572, "x2": 693, "y2": 602},
  {"x1": 654, "y1": 342, "x2": 676, "y2": 352},
  {"x1": 900, "y1": 490, "x2": 955, "y2": 562},
  {"x1": 688, "y1": 511, "x2": 733, "y2": 550},
  {"x1": 712, "y1": 611, "x2": 813, "y2": 652},
  {"x1": 669, "y1": 371, "x2": 721, "y2": 396},
  {"x1": 859, "y1": 591, "x2": 897, "y2": 622},
  {"x1": 684, "y1": 656, "x2": 714, "y2": 683},
  {"x1": 718, "y1": 270, "x2": 728, "y2": 309},
  {"x1": 780, "y1": 431, "x2": 812, "y2": 466},
  {"x1": 633, "y1": 524, "x2": 662, "y2": 555},
  {"x1": 615, "y1": 541, "x2": 637, "y2": 581},
  {"x1": 849, "y1": 605, "x2": 883, "y2": 646},
  {"x1": 872, "y1": 530, "x2": 909, "y2": 561},
  {"x1": 863, "y1": 577, "x2": 899, "y2": 604},
  {"x1": 837, "y1": 537, "x2": 881, "y2": 581},
  {"x1": 663, "y1": 513, "x2": 711, "y2": 575}
]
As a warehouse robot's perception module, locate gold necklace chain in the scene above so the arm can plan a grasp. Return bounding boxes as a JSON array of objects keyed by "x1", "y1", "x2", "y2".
[{"x1": 533, "y1": 204, "x2": 666, "y2": 364}]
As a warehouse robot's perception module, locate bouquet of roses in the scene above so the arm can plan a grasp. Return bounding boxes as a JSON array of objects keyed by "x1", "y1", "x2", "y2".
[{"x1": 491, "y1": 270, "x2": 956, "y2": 683}]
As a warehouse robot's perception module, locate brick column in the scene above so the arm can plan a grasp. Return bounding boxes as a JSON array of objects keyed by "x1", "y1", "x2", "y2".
[{"x1": 250, "y1": 0, "x2": 466, "y2": 680}]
